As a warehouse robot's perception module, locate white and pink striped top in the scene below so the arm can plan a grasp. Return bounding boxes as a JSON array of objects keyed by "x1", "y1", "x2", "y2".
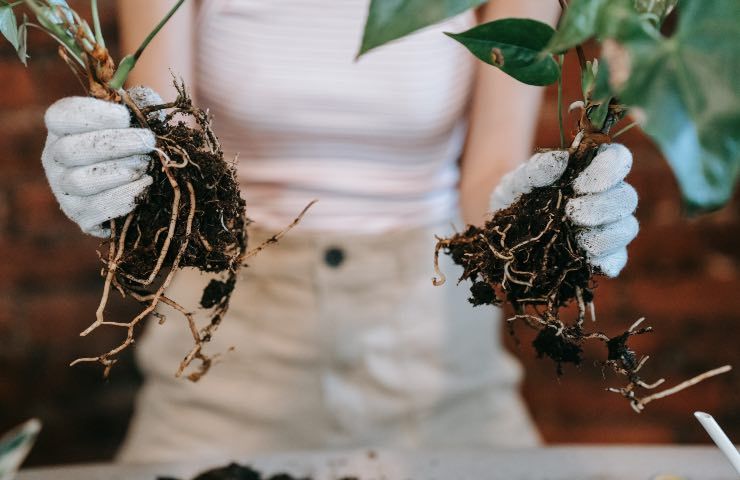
[{"x1": 195, "y1": 1, "x2": 477, "y2": 232}]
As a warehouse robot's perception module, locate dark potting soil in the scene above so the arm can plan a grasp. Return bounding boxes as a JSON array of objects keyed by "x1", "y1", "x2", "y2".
[
  {"x1": 82, "y1": 84, "x2": 250, "y2": 379},
  {"x1": 117, "y1": 106, "x2": 248, "y2": 294},
  {"x1": 437, "y1": 147, "x2": 597, "y2": 371},
  {"x1": 157, "y1": 462, "x2": 358, "y2": 480}
]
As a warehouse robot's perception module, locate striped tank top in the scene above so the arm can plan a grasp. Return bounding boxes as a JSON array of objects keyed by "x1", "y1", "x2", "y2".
[{"x1": 195, "y1": 1, "x2": 477, "y2": 232}]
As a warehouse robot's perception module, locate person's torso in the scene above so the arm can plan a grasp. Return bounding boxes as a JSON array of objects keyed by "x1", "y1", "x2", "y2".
[{"x1": 195, "y1": 0, "x2": 477, "y2": 232}]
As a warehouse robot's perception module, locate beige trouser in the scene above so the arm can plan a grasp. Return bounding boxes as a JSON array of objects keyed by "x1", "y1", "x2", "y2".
[{"x1": 117, "y1": 226, "x2": 540, "y2": 463}]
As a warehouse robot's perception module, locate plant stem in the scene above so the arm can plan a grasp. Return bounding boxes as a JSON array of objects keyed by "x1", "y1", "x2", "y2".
[
  {"x1": 90, "y1": 0, "x2": 104, "y2": 48},
  {"x1": 557, "y1": 54, "x2": 565, "y2": 149},
  {"x1": 556, "y1": 0, "x2": 587, "y2": 73},
  {"x1": 108, "y1": 0, "x2": 186, "y2": 90},
  {"x1": 612, "y1": 121, "x2": 639, "y2": 139},
  {"x1": 23, "y1": 0, "x2": 83, "y2": 65},
  {"x1": 575, "y1": 45, "x2": 587, "y2": 72},
  {"x1": 134, "y1": 0, "x2": 185, "y2": 61}
]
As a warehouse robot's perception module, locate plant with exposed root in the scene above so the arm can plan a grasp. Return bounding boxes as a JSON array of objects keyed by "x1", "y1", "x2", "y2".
[
  {"x1": 1, "y1": 0, "x2": 310, "y2": 380},
  {"x1": 359, "y1": 0, "x2": 736, "y2": 412},
  {"x1": 73, "y1": 81, "x2": 249, "y2": 382},
  {"x1": 430, "y1": 105, "x2": 730, "y2": 412}
]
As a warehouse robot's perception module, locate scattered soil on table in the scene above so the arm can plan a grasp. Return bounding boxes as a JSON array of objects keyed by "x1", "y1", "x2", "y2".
[{"x1": 158, "y1": 462, "x2": 358, "y2": 480}]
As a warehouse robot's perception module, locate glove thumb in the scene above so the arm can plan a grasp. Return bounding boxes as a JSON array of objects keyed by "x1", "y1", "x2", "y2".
[{"x1": 126, "y1": 86, "x2": 165, "y2": 122}]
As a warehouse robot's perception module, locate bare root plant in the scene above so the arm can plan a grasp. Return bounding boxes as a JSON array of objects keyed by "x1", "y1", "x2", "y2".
[
  {"x1": 434, "y1": 108, "x2": 731, "y2": 412},
  {"x1": 4, "y1": 1, "x2": 313, "y2": 380},
  {"x1": 70, "y1": 84, "x2": 248, "y2": 381},
  {"x1": 71, "y1": 84, "x2": 316, "y2": 381}
]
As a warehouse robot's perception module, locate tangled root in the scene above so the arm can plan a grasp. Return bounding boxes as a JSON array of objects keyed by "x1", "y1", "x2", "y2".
[
  {"x1": 72, "y1": 81, "x2": 248, "y2": 381},
  {"x1": 434, "y1": 128, "x2": 731, "y2": 411},
  {"x1": 43, "y1": 3, "x2": 311, "y2": 381}
]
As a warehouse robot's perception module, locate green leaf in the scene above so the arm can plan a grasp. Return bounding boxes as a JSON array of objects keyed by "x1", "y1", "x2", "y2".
[
  {"x1": 17, "y1": 12, "x2": 27, "y2": 65},
  {"x1": 585, "y1": 58, "x2": 612, "y2": 129},
  {"x1": 548, "y1": 0, "x2": 737, "y2": 209},
  {"x1": 633, "y1": 0, "x2": 677, "y2": 22},
  {"x1": 358, "y1": 0, "x2": 485, "y2": 56},
  {"x1": 618, "y1": 0, "x2": 740, "y2": 211},
  {"x1": 591, "y1": 57, "x2": 612, "y2": 101},
  {"x1": 581, "y1": 59, "x2": 596, "y2": 100},
  {"x1": 547, "y1": 0, "x2": 649, "y2": 54},
  {"x1": 587, "y1": 97, "x2": 611, "y2": 130},
  {"x1": 0, "y1": 5, "x2": 19, "y2": 50},
  {"x1": 547, "y1": 0, "x2": 609, "y2": 53},
  {"x1": 45, "y1": 0, "x2": 73, "y2": 25},
  {"x1": 23, "y1": 0, "x2": 84, "y2": 64},
  {"x1": 445, "y1": 19, "x2": 560, "y2": 86}
]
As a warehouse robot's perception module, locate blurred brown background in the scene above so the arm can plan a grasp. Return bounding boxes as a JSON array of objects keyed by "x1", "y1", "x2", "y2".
[{"x1": 0, "y1": 1, "x2": 737, "y2": 467}]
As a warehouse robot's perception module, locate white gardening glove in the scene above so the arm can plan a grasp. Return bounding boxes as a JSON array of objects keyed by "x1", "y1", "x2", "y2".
[
  {"x1": 490, "y1": 143, "x2": 638, "y2": 277},
  {"x1": 42, "y1": 86, "x2": 162, "y2": 237}
]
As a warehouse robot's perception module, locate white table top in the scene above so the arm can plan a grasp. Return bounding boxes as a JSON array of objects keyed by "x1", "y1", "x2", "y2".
[{"x1": 17, "y1": 445, "x2": 739, "y2": 480}]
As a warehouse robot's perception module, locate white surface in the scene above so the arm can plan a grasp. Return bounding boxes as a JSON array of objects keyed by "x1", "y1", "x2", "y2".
[{"x1": 18, "y1": 446, "x2": 739, "y2": 480}]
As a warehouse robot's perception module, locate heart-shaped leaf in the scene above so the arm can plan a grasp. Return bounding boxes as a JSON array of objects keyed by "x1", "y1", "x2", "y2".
[
  {"x1": 358, "y1": 0, "x2": 485, "y2": 56},
  {"x1": 446, "y1": 19, "x2": 560, "y2": 86},
  {"x1": 616, "y1": 0, "x2": 740, "y2": 211}
]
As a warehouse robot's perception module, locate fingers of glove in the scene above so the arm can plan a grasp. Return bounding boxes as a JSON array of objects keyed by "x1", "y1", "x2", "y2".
[
  {"x1": 127, "y1": 86, "x2": 167, "y2": 122},
  {"x1": 51, "y1": 128, "x2": 156, "y2": 167},
  {"x1": 41, "y1": 133, "x2": 62, "y2": 180},
  {"x1": 87, "y1": 225, "x2": 112, "y2": 238},
  {"x1": 490, "y1": 166, "x2": 526, "y2": 211},
  {"x1": 45, "y1": 97, "x2": 132, "y2": 136},
  {"x1": 566, "y1": 181, "x2": 638, "y2": 227},
  {"x1": 509, "y1": 164, "x2": 533, "y2": 196},
  {"x1": 490, "y1": 150, "x2": 568, "y2": 212},
  {"x1": 68, "y1": 175, "x2": 153, "y2": 234},
  {"x1": 525, "y1": 150, "x2": 569, "y2": 188},
  {"x1": 58, "y1": 155, "x2": 151, "y2": 197},
  {"x1": 590, "y1": 247, "x2": 628, "y2": 278},
  {"x1": 573, "y1": 143, "x2": 632, "y2": 195},
  {"x1": 576, "y1": 215, "x2": 639, "y2": 258},
  {"x1": 491, "y1": 151, "x2": 569, "y2": 211},
  {"x1": 491, "y1": 173, "x2": 520, "y2": 211},
  {"x1": 127, "y1": 86, "x2": 163, "y2": 109},
  {"x1": 490, "y1": 187, "x2": 515, "y2": 211}
]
